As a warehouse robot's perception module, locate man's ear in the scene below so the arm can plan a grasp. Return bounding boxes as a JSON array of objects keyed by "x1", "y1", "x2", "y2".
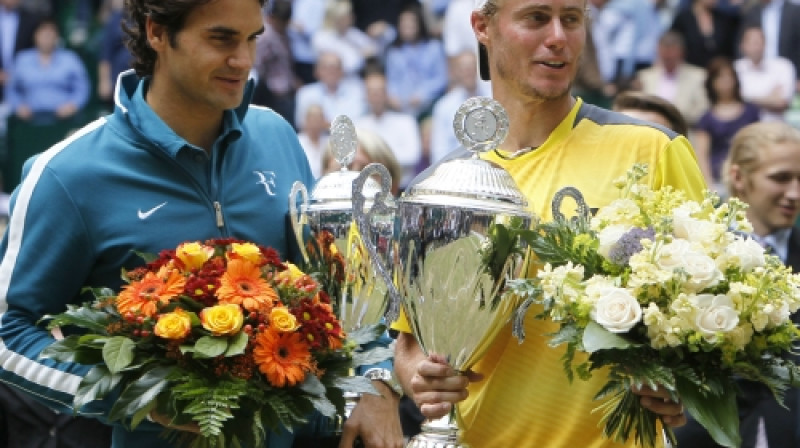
[
  {"x1": 146, "y1": 15, "x2": 167, "y2": 51},
  {"x1": 471, "y1": 10, "x2": 490, "y2": 47}
]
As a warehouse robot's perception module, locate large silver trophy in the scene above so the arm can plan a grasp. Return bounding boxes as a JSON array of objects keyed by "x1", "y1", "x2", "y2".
[
  {"x1": 288, "y1": 115, "x2": 394, "y2": 427},
  {"x1": 353, "y1": 98, "x2": 532, "y2": 447}
]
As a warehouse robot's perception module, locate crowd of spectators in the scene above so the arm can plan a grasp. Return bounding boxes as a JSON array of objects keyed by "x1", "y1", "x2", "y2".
[{"x1": 3, "y1": 0, "x2": 800, "y2": 221}]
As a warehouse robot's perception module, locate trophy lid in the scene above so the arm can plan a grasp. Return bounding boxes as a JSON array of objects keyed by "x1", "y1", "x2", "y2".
[
  {"x1": 404, "y1": 97, "x2": 528, "y2": 214},
  {"x1": 308, "y1": 115, "x2": 382, "y2": 211}
]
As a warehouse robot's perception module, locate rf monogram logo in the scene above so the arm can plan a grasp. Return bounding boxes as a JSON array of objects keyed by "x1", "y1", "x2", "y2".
[{"x1": 254, "y1": 171, "x2": 277, "y2": 196}]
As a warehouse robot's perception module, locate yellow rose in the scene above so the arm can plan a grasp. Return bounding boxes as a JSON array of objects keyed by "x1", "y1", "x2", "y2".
[
  {"x1": 230, "y1": 243, "x2": 262, "y2": 264},
  {"x1": 154, "y1": 309, "x2": 193, "y2": 340},
  {"x1": 270, "y1": 306, "x2": 299, "y2": 332},
  {"x1": 200, "y1": 304, "x2": 244, "y2": 336},
  {"x1": 277, "y1": 263, "x2": 305, "y2": 283},
  {"x1": 176, "y1": 242, "x2": 214, "y2": 271}
]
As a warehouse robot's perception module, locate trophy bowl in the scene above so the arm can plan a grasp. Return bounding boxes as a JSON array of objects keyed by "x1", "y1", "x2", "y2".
[
  {"x1": 288, "y1": 115, "x2": 395, "y2": 429},
  {"x1": 353, "y1": 98, "x2": 532, "y2": 447}
]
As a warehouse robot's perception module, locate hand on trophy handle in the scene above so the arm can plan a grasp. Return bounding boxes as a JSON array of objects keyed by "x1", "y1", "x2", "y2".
[{"x1": 396, "y1": 333, "x2": 484, "y2": 420}]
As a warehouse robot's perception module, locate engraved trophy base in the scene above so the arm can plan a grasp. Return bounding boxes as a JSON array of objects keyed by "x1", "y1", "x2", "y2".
[{"x1": 407, "y1": 415, "x2": 469, "y2": 448}]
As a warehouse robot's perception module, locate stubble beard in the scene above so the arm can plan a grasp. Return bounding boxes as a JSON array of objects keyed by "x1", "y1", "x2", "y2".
[{"x1": 496, "y1": 58, "x2": 573, "y2": 102}]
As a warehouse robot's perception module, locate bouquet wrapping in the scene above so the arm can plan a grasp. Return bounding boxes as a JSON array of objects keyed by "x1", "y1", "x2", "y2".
[
  {"x1": 509, "y1": 164, "x2": 800, "y2": 448},
  {"x1": 41, "y1": 238, "x2": 372, "y2": 448}
]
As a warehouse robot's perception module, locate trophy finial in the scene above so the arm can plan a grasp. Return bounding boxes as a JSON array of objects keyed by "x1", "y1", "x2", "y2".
[
  {"x1": 330, "y1": 115, "x2": 358, "y2": 170},
  {"x1": 453, "y1": 97, "x2": 509, "y2": 155}
]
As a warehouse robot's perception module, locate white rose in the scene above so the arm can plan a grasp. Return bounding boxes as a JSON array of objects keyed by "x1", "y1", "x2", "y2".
[
  {"x1": 657, "y1": 240, "x2": 722, "y2": 292},
  {"x1": 591, "y1": 287, "x2": 642, "y2": 333},
  {"x1": 597, "y1": 225, "x2": 630, "y2": 259},
  {"x1": 672, "y1": 203, "x2": 702, "y2": 239},
  {"x1": 683, "y1": 251, "x2": 723, "y2": 292},
  {"x1": 691, "y1": 294, "x2": 739, "y2": 342},
  {"x1": 716, "y1": 238, "x2": 766, "y2": 272}
]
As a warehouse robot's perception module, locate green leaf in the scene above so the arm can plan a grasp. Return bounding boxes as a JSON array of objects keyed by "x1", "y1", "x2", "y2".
[
  {"x1": 75, "y1": 365, "x2": 122, "y2": 410},
  {"x1": 193, "y1": 336, "x2": 228, "y2": 359},
  {"x1": 40, "y1": 336, "x2": 84, "y2": 362},
  {"x1": 334, "y1": 375, "x2": 378, "y2": 396},
  {"x1": 299, "y1": 373, "x2": 326, "y2": 397},
  {"x1": 225, "y1": 332, "x2": 249, "y2": 357},
  {"x1": 41, "y1": 304, "x2": 110, "y2": 333},
  {"x1": 347, "y1": 323, "x2": 386, "y2": 346},
  {"x1": 582, "y1": 321, "x2": 634, "y2": 353},
  {"x1": 102, "y1": 336, "x2": 136, "y2": 374},
  {"x1": 108, "y1": 365, "x2": 172, "y2": 423},
  {"x1": 352, "y1": 346, "x2": 393, "y2": 367},
  {"x1": 676, "y1": 376, "x2": 741, "y2": 448}
]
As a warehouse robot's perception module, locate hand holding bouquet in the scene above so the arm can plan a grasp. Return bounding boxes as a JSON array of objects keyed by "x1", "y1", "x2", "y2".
[
  {"x1": 41, "y1": 238, "x2": 367, "y2": 448},
  {"x1": 509, "y1": 164, "x2": 800, "y2": 448}
]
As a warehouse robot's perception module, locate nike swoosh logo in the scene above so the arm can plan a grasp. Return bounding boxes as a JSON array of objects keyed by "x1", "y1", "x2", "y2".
[{"x1": 137, "y1": 202, "x2": 168, "y2": 220}]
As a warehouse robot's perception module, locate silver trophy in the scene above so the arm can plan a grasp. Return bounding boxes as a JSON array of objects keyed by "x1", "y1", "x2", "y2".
[
  {"x1": 288, "y1": 115, "x2": 394, "y2": 428},
  {"x1": 353, "y1": 97, "x2": 532, "y2": 447}
]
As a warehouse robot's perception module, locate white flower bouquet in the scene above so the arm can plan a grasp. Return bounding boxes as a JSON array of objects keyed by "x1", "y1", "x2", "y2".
[{"x1": 509, "y1": 164, "x2": 800, "y2": 448}]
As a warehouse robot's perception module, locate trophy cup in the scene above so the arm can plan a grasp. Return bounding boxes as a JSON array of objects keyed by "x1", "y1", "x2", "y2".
[
  {"x1": 288, "y1": 115, "x2": 395, "y2": 428},
  {"x1": 352, "y1": 97, "x2": 532, "y2": 447}
]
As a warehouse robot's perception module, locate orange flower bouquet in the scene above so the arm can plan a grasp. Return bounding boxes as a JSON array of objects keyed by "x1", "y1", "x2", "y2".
[{"x1": 41, "y1": 238, "x2": 364, "y2": 448}]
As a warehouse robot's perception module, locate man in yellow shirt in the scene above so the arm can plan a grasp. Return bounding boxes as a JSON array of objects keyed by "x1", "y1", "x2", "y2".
[{"x1": 392, "y1": 0, "x2": 704, "y2": 446}]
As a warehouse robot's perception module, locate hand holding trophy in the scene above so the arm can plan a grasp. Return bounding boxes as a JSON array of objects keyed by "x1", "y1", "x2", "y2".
[{"x1": 353, "y1": 97, "x2": 532, "y2": 447}]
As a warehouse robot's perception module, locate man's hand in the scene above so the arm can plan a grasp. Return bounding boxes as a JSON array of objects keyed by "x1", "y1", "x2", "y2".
[
  {"x1": 633, "y1": 385, "x2": 687, "y2": 427},
  {"x1": 409, "y1": 354, "x2": 483, "y2": 420},
  {"x1": 339, "y1": 382, "x2": 403, "y2": 448}
]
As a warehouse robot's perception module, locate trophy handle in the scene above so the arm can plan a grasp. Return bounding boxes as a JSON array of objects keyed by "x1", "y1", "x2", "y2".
[
  {"x1": 288, "y1": 181, "x2": 310, "y2": 265},
  {"x1": 551, "y1": 186, "x2": 590, "y2": 224},
  {"x1": 352, "y1": 163, "x2": 400, "y2": 323}
]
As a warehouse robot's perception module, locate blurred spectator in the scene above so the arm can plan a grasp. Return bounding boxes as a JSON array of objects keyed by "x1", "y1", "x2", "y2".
[
  {"x1": 97, "y1": 0, "x2": 132, "y2": 109},
  {"x1": 441, "y1": 0, "x2": 474, "y2": 58},
  {"x1": 613, "y1": 90, "x2": 689, "y2": 136},
  {"x1": 735, "y1": 25, "x2": 796, "y2": 122},
  {"x1": 0, "y1": 0, "x2": 43, "y2": 106},
  {"x1": 741, "y1": 0, "x2": 800, "y2": 94},
  {"x1": 385, "y1": 3, "x2": 448, "y2": 118},
  {"x1": 294, "y1": 51, "x2": 366, "y2": 130},
  {"x1": 576, "y1": 0, "x2": 615, "y2": 107},
  {"x1": 6, "y1": 18, "x2": 90, "y2": 125},
  {"x1": 253, "y1": 0, "x2": 297, "y2": 126},
  {"x1": 635, "y1": 30, "x2": 710, "y2": 126},
  {"x1": 350, "y1": 0, "x2": 420, "y2": 57},
  {"x1": 694, "y1": 57, "x2": 760, "y2": 189},
  {"x1": 669, "y1": 0, "x2": 740, "y2": 69},
  {"x1": 287, "y1": 0, "x2": 326, "y2": 85},
  {"x1": 430, "y1": 50, "x2": 491, "y2": 164},
  {"x1": 297, "y1": 103, "x2": 329, "y2": 178},
  {"x1": 312, "y1": 0, "x2": 377, "y2": 79},
  {"x1": 354, "y1": 71, "x2": 422, "y2": 190},
  {"x1": 606, "y1": 0, "x2": 664, "y2": 86},
  {"x1": 677, "y1": 121, "x2": 800, "y2": 448},
  {"x1": 322, "y1": 127, "x2": 403, "y2": 195}
]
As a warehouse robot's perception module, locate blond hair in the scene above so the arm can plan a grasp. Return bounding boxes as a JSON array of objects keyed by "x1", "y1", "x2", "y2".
[
  {"x1": 722, "y1": 122, "x2": 800, "y2": 198},
  {"x1": 322, "y1": 128, "x2": 403, "y2": 193}
]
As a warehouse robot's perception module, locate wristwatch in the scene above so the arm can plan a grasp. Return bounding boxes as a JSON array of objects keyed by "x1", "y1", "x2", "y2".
[{"x1": 363, "y1": 368, "x2": 404, "y2": 397}]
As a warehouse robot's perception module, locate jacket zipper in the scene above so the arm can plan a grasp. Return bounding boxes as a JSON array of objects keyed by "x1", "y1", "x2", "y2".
[{"x1": 214, "y1": 201, "x2": 225, "y2": 228}]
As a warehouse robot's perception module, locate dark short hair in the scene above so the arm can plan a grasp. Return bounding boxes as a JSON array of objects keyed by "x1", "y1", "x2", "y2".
[
  {"x1": 613, "y1": 91, "x2": 689, "y2": 136},
  {"x1": 704, "y1": 56, "x2": 742, "y2": 104},
  {"x1": 122, "y1": 0, "x2": 267, "y2": 77}
]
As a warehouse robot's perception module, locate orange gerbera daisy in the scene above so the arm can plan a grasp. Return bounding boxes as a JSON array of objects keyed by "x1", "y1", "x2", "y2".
[
  {"x1": 117, "y1": 269, "x2": 186, "y2": 317},
  {"x1": 217, "y1": 258, "x2": 278, "y2": 313},
  {"x1": 253, "y1": 328, "x2": 312, "y2": 387}
]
